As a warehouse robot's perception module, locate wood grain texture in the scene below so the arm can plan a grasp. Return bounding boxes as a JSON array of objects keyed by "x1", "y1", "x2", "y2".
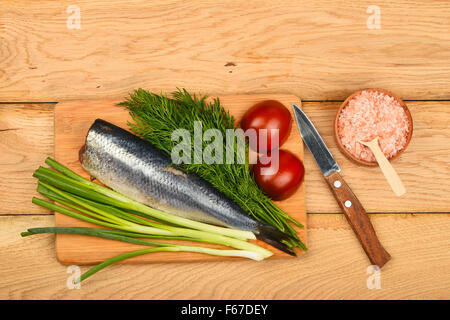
[
  {"x1": 1, "y1": 100, "x2": 449, "y2": 215},
  {"x1": 2, "y1": 214, "x2": 449, "y2": 299},
  {"x1": 1, "y1": 0, "x2": 450, "y2": 102},
  {"x1": 53, "y1": 94, "x2": 306, "y2": 263},
  {"x1": 0, "y1": 104, "x2": 54, "y2": 214}
]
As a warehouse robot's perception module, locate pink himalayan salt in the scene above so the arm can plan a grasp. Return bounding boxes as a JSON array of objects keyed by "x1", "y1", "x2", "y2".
[{"x1": 337, "y1": 90, "x2": 409, "y2": 162}]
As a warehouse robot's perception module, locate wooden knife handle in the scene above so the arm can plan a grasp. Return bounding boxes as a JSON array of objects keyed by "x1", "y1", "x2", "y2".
[{"x1": 324, "y1": 171, "x2": 391, "y2": 267}]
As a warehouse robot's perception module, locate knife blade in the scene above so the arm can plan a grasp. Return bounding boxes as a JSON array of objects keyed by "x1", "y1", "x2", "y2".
[
  {"x1": 292, "y1": 104, "x2": 340, "y2": 176},
  {"x1": 292, "y1": 104, "x2": 391, "y2": 267}
]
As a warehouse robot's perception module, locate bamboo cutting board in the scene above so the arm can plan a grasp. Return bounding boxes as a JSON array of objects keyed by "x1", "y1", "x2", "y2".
[{"x1": 54, "y1": 94, "x2": 306, "y2": 264}]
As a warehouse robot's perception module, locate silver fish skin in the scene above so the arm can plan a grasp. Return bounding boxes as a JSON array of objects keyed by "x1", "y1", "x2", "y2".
[{"x1": 80, "y1": 119, "x2": 295, "y2": 255}]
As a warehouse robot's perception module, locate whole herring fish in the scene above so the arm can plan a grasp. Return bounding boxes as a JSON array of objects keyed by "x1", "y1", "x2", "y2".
[{"x1": 79, "y1": 119, "x2": 296, "y2": 255}]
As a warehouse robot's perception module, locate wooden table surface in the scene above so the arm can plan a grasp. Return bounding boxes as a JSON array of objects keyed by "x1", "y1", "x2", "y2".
[{"x1": 0, "y1": 0, "x2": 449, "y2": 299}]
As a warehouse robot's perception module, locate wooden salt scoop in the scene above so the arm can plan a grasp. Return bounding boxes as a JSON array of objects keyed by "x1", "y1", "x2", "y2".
[{"x1": 359, "y1": 138, "x2": 406, "y2": 197}]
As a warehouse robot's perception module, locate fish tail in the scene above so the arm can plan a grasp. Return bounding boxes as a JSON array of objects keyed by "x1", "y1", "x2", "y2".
[{"x1": 254, "y1": 224, "x2": 297, "y2": 256}]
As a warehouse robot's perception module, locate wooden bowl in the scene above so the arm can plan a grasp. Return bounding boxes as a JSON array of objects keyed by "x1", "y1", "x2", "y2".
[{"x1": 334, "y1": 88, "x2": 413, "y2": 167}]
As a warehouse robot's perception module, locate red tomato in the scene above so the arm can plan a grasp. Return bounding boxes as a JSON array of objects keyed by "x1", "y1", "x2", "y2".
[
  {"x1": 240, "y1": 100, "x2": 292, "y2": 153},
  {"x1": 253, "y1": 150, "x2": 305, "y2": 200}
]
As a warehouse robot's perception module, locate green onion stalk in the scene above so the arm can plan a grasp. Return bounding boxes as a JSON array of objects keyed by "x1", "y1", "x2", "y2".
[
  {"x1": 22, "y1": 227, "x2": 264, "y2": 283},
  {"x1": 41, "y1": 158, "x2": 255, "y2": 241},
  {"x1": 24, "y1": 157, "x2": 275, "y2": 283}
]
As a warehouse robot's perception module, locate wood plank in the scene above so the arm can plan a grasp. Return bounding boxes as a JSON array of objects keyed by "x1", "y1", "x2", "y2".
[
  {"x1": 0, "y1": 104, "x2": 54, "y2": 214},
  {"x1": 1, "y1": 100, "x2": 449, "y2": 215},
  {"x1": 53, "y1": 94, "x2": 306, "y2": 263},
  {"x1": 1, "y1": 1, "x2": 450, "y2": 101},
  {"x1": 1, "y1": 214, "x2": 448, "y2": 299}
]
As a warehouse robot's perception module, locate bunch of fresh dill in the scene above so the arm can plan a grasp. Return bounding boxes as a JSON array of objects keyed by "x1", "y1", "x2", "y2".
[{"x1": 119, "y1": 88, "x2": 306, "y2": 250}]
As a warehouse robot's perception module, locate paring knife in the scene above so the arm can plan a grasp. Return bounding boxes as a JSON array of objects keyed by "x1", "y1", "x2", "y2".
[{"x1": 292, "y1": 104, "x2": 391, "y2": 267}]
